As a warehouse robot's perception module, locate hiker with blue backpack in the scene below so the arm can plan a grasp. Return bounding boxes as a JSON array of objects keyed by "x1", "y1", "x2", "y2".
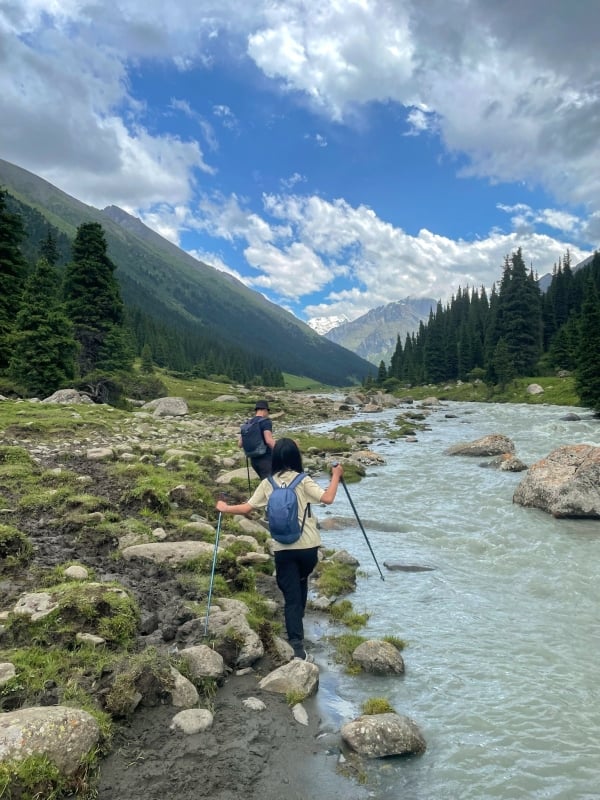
[
  {"x1": 239, "y1": 400, "x2": 276, "y2": 480},
  {"x1": 216, "y1": 437, "x2": 344, "y2": 662}
]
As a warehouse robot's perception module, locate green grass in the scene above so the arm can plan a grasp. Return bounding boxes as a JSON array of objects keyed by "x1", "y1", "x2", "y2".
[
  {"x1": 361, "y1": 697, "x2": 395, "y2": 715},
  {"x1": 282, "y1": 373, "x2": 335, "y2": 391},
  {"x1": 395, "y1": 375, "x2": 580, "y2": 406}
]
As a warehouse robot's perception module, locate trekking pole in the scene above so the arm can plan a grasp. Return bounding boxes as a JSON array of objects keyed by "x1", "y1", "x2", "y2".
[
  {"x1": 332, "y1": 462, "x2": 385, "y2": 581},
  {"x1": 246, "y1": 458, "x2": 251, "y2": 494},
  {"x1": 204, "y1": 494, "x2": 225, "y2": 636}
]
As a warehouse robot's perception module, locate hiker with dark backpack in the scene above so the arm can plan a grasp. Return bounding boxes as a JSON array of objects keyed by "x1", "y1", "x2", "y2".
[
  {"x1": 216, "y1": 438, "x2": 343, "y2": 662},
  {"x1": 239, "y1": 400, "x2": 275, "y2": 480}
]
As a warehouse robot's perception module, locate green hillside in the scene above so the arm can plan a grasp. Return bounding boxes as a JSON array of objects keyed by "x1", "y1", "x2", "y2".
[{"x1": 0, "y1": 159, "x2": 373, "y2": 386}]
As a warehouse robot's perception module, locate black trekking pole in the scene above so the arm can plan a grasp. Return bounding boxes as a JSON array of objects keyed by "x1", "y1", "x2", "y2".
[
  {"x1": 246, "y1": 458, "x2": 251, "y2": 494},
  {"x1": 204, "y1": 494, "x2": 225, "y2": 636},
  {"x1": 332, "y1": 462, "x2": 385, "y2": 581}
]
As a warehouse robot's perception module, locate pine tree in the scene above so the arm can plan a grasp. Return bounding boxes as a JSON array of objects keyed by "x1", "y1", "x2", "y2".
[
  {"x1": 493, "y1": 337, "x2": 515, "y2": 390},
  {"x1": 423, "y1": 304, "x2": 446, "y2": 382},
  {"x1": 140, "y1": 343, "x2": 154, "y2": 374},
  {"x1": 575, "y1": 278, "x2": 600, "y2": 412},
  {"x1": 377, "y1": 360, "x2": 388, "y2": 384},
  {"x1": 389, "y1": 335, "x2": 403, "y2": 379},
  {"x1": 8, "y1": 257, "x2": 77, "y2": 395},
  {"x1": 496, "y1": 249, "x2": 543, "y2": 376},
  {"x1": 0, "y1": 190, "x2": 29, "y2": 370},
  {"x1": 40, "y1": 229, "x2": 59, "y2": 266},
  {"x1": 64, "y1": 222, "x2": 129, "y2": 375}
]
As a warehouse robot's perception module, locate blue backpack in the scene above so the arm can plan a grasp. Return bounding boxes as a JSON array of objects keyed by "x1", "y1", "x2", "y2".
[{"x1": 266, "y1": 473, "x2": 310, "y2": 544}]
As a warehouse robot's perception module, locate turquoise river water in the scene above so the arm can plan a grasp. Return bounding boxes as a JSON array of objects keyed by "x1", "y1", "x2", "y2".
[{"x1": 303, "y1": 401, "x2": 599, "y2": 800}]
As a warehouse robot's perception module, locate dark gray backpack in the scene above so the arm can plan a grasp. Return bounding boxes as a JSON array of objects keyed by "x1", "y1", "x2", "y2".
[{"x1": 240, "y1": 416, "x2": 267, "y2": 457}]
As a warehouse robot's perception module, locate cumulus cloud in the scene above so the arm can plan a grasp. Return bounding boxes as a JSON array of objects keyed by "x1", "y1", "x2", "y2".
[
  {"x1": 192, "y1": 191, "x2": 589, "y2": 318},
  {"x1": 1, "y1": 0, "x2": 598, "y2": 321}
]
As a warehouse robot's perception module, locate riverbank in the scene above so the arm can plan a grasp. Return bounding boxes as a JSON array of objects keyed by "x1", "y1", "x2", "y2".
[{"x1": 0, "y1": 387, "x2": 397, "y2": 799}]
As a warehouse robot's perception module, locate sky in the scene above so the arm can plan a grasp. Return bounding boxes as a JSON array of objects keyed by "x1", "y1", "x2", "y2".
[{"x1": 1, "y1": 0, "x2": 600, "y2": 326}]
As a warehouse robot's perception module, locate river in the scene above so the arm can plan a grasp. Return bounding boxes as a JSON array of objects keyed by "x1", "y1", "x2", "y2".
[{"x1": 306, "y1": 401, "x2": 599, "y2": 800}]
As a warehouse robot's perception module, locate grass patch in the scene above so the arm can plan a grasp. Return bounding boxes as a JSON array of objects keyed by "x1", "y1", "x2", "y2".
[
  {"x1": 285, "y1": 689, "x2": 307, "y2": 706},
  {"x1": 313, "y1": 559, "x2": 357, "y2": 597},
  {"x1": 0, "y1": 524, "x2": 33, "y2": 570},
  {"x1": 361, "y1": 697, "x2": 396, "y2": 715},
  {"x1": 332, "y1": 421, "x2": 376, "y2": 438},
  {"x1": 0, "y1": 400, "x2": 123, "y2": 440},
  {"x1": 383, "y1": 635, "x2": 407, "y2": 651},
  {"x1": 293, "y1": 433, "x2": 346, "y2": 454},
  {"x1": 329, "y1": 633, "x2": 366, "y2": 674},
  {"x1": 0, "y1": 752, "x2": 100, "y2": 800},
  {"x1": 396, "y1": 375, "x2": 581, "y2": 406},
  {"x1": 3, "y1": 581, "x2": 140, "y2": 649},
  {"x1": 328, "y1": 599, "x2": 369, "y2": 630}
]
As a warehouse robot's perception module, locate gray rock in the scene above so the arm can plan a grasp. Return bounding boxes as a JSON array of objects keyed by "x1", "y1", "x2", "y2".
[
  {"x1": 513, "y1": 444, "x2": 600, "y2": 518},
  {"x1": 0, "y1": 706, "x2": 100, "y2": 774},
  {"x1": 258, "y1": 659, "x2": 319, "y2": 697},
  {"x1": 292, "y1": 703, "x2": 309, "y2": 725},
  {"x1": 142, "y1": 397, "x2": 189, "y2": 417},
  {"x1": 42, "y1": 389, "x2": 92, "y2": 405},
  {"x1": 205, "y1": 598, "x2": 264, "y2": 667},
  {"x1": 121, "y1": 541, "x2": 216, "y2": 564},
  {"x1": 179, "y1": 644, "x2": 226, "y2": 680},
  {"x1": 526, "y1": 383, "x2": 544, "y2": 395},
  {"x1": 0, "y1": 662, "x2": 16, "y2": 687},
  {"x1": 352, "y1": 640, "x2": 405, "y2": 674},
  {"x1": 341, "y1": 712, "x2": 426, "y2": 757},
  {"x1": 169, "y1": 667, "x2": 199, "y2": 708},
  {"x1": 242, "y1": 697, "x2": 266, "y2": 711},
  {"x1": 446, "y1": 433, "x2": 515, "y2": 457},
  {"x1": 170, "y1": 708, "x2": 213, "y2": 734}
]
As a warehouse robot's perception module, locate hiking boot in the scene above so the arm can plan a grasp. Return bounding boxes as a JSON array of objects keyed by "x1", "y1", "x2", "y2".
[{"x1": 293, "y1": 649, "x2": 314, "y2": 663}]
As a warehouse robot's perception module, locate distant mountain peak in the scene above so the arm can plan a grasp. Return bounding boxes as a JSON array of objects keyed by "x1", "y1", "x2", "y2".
[
  {"x1": 306, "y1": 314, "x2": 350, "y2": 335},
  {"x1": 322, "y1": 297, "x2": 436, "y2": 365}
]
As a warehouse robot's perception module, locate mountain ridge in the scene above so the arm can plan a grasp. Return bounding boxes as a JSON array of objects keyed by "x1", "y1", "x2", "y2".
[
  {"x1": 0, "y1": 158, "x2": 374, "y2": 386},
  {"x1": 322, "y1": 297, "x2": 437, "y2": 365}
]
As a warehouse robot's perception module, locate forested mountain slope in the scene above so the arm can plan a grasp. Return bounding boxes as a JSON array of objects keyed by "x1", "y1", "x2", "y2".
[{"x1": 0, "y1": 158, "x2": 372, "y2": 386}]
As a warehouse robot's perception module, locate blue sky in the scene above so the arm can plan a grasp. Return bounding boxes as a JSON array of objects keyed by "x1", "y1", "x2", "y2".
[{"x1": 1, "y1": 1, "x2": 599, "y2": 326}]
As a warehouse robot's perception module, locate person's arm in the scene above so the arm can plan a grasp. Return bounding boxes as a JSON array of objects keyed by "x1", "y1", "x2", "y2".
[
  {"x1": 216, "y1": 499, "x2": 253, "y2": 515},
  {"x1": 263, "y1": 429, "x2": 275, "y2": 449},
  {"x1": 238, "y1": 435, "x2": 243, "y2": 449},
  {"x1": 216, "y1": 481, "x2": 268, "y2": 515},
  {"x1": 319, "y1": 463, "x2": 344, "y2": 505}
]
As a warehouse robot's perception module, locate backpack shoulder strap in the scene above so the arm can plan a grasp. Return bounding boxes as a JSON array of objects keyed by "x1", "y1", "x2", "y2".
[
  {"x1": 288, "y1": 472, "x2": 306, "y2": 490},
  {"x1": 267, "y1": 476, "x2": 277, "y2": 489}
]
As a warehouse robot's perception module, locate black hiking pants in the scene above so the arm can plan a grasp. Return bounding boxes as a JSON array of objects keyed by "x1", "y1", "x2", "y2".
[
  {"x1": 251, "y1": 452, "x2": 272, "y2": 479},
  {"x1": 274, "y1": 546, "x2": 319, "y2": 657}
]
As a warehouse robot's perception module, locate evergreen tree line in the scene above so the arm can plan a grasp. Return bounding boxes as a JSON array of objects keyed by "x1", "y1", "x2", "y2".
[
  {"x1": 0, "y1": 189, "x2": 283, "y2": 399},
  {"x1": 377, "y1": 247, "x2": 600, "y2": 411}
]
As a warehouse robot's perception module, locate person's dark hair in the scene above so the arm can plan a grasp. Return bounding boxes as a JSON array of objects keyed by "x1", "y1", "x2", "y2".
[{"x1": 271, "y1": 437, "x2": 303, "y2": 475}]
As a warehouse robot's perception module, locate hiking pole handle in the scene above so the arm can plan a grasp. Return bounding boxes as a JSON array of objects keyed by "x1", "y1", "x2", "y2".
[{"x1": 331, "y1": 461, "x2": 385, "y2": 582}]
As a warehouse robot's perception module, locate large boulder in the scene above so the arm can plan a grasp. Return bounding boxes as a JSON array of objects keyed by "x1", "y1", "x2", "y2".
[
  {"x1": 513, "y1": 444, "x2": 600, "y2": 518},
  {"x1": 141, "y1": 397, "x2": 189, "y2": 417},
  {"x1": 446, "y1": 434, "x2": 515, "y2": 457},
  {"x1": 341, "y1": 712, "x2": 426, "y2": 757},
  {"x1": 258, "y1": 659, "x2": 319, "y2": 697},
  {"x1": 0, "y1": 706, "x2": 100, "y2": 774},
  {"x1": 351, "y1": 640, "x2": 405, "y2": 675}
]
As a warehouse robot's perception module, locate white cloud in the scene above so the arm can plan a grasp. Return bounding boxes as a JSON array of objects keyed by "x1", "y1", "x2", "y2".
[
  {"x1": 2, "y1": 0, "x2": 599, "y2": 322},
  {"x1": 195, "y1": 190, "x2": 590, "y2": 318},
  {"x1": 498, "y1": 204, "x2": 581, "y2": 237}
]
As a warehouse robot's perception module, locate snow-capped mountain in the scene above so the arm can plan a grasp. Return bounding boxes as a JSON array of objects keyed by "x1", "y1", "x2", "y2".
[{"x1": 306, "y1": 315, "x2": 350, "y2": 335}]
